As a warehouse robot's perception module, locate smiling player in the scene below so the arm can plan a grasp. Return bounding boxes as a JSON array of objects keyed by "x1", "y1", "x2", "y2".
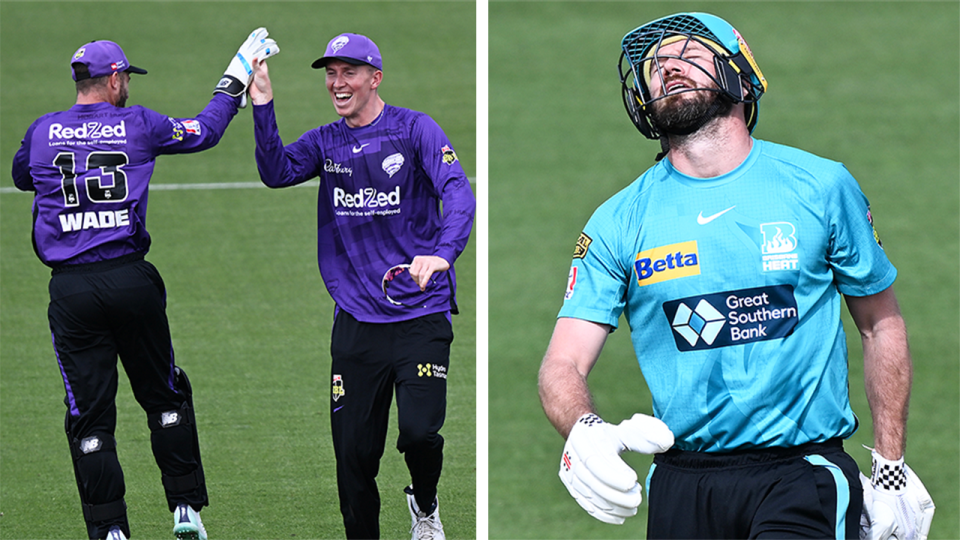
[{"x1": 248, "y1": 32, "x2": 475, "y2": 540}]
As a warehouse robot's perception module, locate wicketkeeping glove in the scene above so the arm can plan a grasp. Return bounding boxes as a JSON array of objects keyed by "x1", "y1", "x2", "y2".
[
  {"x1": 558, "y1": 412, "x2": 674, "y2": 524},
  {"x1": 214, "y1": 27, "x2": 279, "y2": 104},
  {"x1": 859, "y1": 450, "x2": 935, "y2": 540}
]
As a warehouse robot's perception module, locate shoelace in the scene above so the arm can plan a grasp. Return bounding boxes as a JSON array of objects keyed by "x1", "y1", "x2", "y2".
[{"x1": 411, "y1": 513, "x2": 443, "y2": 540}]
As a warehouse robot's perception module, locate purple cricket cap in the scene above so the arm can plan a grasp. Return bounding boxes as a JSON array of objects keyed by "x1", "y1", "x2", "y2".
[
  {"x1": 70, "y1": 40, "x2": 147, "y2": 81},
  {"x1": 311, "y1": 33, "x2": 382, "y2": 71}
]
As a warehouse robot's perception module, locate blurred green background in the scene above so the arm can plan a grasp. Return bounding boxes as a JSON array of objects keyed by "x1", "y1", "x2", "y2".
[
  {"x1": 1, "y1": 2, "x2": 476, "y2": 539},
  {"x1": 489, "y1": 1, "x2": 958, "y2": 539}
]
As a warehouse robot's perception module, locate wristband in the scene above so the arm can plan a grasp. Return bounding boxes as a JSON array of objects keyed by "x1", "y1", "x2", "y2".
[{"x1": 871, "y1": 451, "x2": 907, "y2": 492}]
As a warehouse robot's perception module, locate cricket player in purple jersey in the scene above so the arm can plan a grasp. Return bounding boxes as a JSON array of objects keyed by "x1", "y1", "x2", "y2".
[
  {"x1": 11, "y1": 31, "x2": 277, "y2": 540},
  {"x1": 248, "y1": 32, "x2": 475, "y2": 540}
]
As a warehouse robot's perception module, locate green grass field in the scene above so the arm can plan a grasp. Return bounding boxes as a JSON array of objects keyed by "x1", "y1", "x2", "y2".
[
  {"x1": 489, "y1": 2, "x2": 959, "y2": 539},
  {"x1": 0, "y1": 2, "x2": 475, "y2": 539}
]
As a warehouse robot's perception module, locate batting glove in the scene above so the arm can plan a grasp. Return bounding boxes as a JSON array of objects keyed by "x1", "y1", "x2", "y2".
[
  {"x1": 215, "y1": 27, "x2": 280, "y2": 104},
  {"x1": 859, "y1": 450, "x2": 935, "y2": 540},
  {"x1": 558, "y1": 412, "x2": 674, "y2": 524}
]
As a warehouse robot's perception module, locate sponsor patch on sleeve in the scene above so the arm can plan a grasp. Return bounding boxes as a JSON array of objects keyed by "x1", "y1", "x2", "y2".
[
  {"x1": 182, "y1": 119, "x2": 202, "y2": 136},
  {"x1": 573, "y1": 232, "x2": 592, "y2": 259},
  {"x1": 662, "y1": 285, "x2": 799, "y2": 351},
  {"x1": 564, "y1": 265, "x2": 578, "y2": 300},
  {"x1": 168, "y1": 118, "x2": 184, "y2": 142},
  {"x1": 441, "y1": 145, "x2": 458, "y2": 165},
  {"x1": 867, "y1": 207, "x2": 883, "y2": 248}
]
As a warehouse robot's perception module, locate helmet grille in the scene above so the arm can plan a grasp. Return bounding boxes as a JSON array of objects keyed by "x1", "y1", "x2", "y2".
[{"x1": 622, "y1": 14, "x2": 725, "y2": 66}]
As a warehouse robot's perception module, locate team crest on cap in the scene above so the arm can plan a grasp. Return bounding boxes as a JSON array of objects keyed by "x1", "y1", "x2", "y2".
[
  {"x1": 73, "y1": 48, "x2": 86, "y2": 60},
  {"x1": 331, "y1": 36, "x2": 349, "y2": 53},
  {"x1": 441, "y1": 145, "x2": 458, "y2": 165}
]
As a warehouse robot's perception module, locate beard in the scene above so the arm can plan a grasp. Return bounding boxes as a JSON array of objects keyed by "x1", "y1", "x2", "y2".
[
  {"x1": 649, "y1": 84, "x2": 733, "y2": 135},
  {"x1": 116, "y1": 81, "x2": 129, "y2": 108}
]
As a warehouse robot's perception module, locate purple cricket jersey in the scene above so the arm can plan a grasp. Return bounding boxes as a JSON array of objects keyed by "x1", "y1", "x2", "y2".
[
  {"x1": 11, "y1": 94, "x2": 240, "y2": 266},
  {"x1": 253, "y1": 102, "x2": 476, "y2": 323}
]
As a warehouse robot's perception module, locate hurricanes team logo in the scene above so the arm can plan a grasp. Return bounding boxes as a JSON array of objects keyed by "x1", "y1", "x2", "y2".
[
  {"x1": 331, "y1": 36, "x2": 349, "y2": 54},
  {"x1": 382, "y1": 153, "x2": 405, "y2": 178},
  {"x1": 332, "y1": 374, "x2": 345, "y2": 401},
  {"x1": 73, "y1": 48, "x2": 86, "y2": 60}
]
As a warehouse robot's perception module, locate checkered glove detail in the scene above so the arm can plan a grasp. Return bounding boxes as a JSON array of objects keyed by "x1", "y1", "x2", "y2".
[
  {"x1": 859, "y1": 450, "x2": 935, "y2": 540},
  {"x1": 558, "y1": 412, "x2": 674, "y2": 525},
  {"x1": 871, "y1": 455, "x2": 907, "y2": 492}
]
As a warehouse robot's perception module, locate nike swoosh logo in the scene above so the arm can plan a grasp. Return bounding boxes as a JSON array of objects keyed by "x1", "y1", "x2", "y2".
[
  {"x1": 697, "y1": 205, "x2": 736, "y2": 225},
  {"x1": 352, "y1": 143, "x2": 370, "y2": 154}
]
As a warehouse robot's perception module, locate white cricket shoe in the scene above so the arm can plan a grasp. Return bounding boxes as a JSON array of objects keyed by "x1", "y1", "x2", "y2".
[
  {"x1": 405, "y1": 485, "x2": 445, "y2": 540},
  {"x1": 105, "y1": 527, "x2": 127, "y2": 540},
  {"x1": 173, "y1": 504, "x2": 207, "y2": 540}
]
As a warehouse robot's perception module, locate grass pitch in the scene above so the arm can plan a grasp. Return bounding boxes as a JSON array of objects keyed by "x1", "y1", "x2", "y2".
[
  {"x1": 489, "y1": 2, "x2": 959, "y2": 539},
  {"x1": 0, "y1": 2, "x2": 475, "y2": 539}
]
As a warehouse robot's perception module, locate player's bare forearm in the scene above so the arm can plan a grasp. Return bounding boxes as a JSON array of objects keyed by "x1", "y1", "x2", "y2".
[
  {"x1": 846, "y1": 287, "x2": 912, "y2": 460},
  {"x1": 538, "y1": 318, "x2": 610, "y2": 438}
]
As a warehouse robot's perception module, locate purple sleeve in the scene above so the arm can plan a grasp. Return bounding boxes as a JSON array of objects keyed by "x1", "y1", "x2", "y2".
[
  {"x1": 11, "y1": 121, "x2": 37, "y2": 191},
  {"x1": 414, "y1": 115, "x2": 476, "y2": 265},
  {"x1": 252, "y1": 100, "x2": 322, "y2": 188},
  {"x1": 153, "y1": 93, "x2": 241, "y2": 155}
]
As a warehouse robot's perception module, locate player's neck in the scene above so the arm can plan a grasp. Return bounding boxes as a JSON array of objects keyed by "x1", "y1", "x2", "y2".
[
  {"x1": 665, "y1": 116, "x2": 753, "y2": 178},
  {"x1": 75, "y1": 89, "x2": 117, "y2": 107},
  {"x1": 345, "y1": 98, "x2": 386, "y2": 129}
]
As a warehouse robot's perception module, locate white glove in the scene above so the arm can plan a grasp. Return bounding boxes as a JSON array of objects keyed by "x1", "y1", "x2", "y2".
[
  {"x1": 859, "y1": 451, "x2": 935, "y2": 540},
  {"x1": 214, "y1": 27, "x2": 280, "y2": 102},
  {"x1": 558, "y1": 412, "x2": 674, "y2": 524}
]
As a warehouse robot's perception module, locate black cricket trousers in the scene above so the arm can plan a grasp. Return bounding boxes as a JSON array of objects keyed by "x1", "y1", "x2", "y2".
[
  {"x1": 48, "y1": 254, "x2": 206, "y2": 539},
  {"x1": 330, "y1": 309, "x2": 452, "y2": 539}
]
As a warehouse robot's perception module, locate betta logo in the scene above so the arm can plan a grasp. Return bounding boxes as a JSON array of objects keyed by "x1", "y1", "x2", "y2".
[{"x1": 635, "y1": 241, "x2": 700, "y2": 287}]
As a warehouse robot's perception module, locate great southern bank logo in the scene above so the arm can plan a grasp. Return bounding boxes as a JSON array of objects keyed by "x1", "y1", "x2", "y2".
[
  {"x1": 663, "y1": 285, "x2": 799, "y2": 351},
  {"x1": 635, "y1": 241, "x2": 700, "y2": 287}
]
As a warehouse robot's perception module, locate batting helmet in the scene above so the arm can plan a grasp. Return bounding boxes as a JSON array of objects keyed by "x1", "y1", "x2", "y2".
[{"x1": 618, "y1": 12, "x2": 767, "y2": 140}]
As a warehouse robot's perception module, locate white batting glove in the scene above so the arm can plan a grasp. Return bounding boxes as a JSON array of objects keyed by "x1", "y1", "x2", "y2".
[
  {"x1": 558, "y1": 413, "x2": 674, "y2": 524},
  {"x1": 859, "y1": 451, "x2": 935, "y2": 540},
  {"x1": 215, "y1": 27, "x2": 280, "y2": 102}
]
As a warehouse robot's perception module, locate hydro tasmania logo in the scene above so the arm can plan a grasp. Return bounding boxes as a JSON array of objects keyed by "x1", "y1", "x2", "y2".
[{"x1": 663, "y1": 285, "x2": 799, "y2": 351}]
